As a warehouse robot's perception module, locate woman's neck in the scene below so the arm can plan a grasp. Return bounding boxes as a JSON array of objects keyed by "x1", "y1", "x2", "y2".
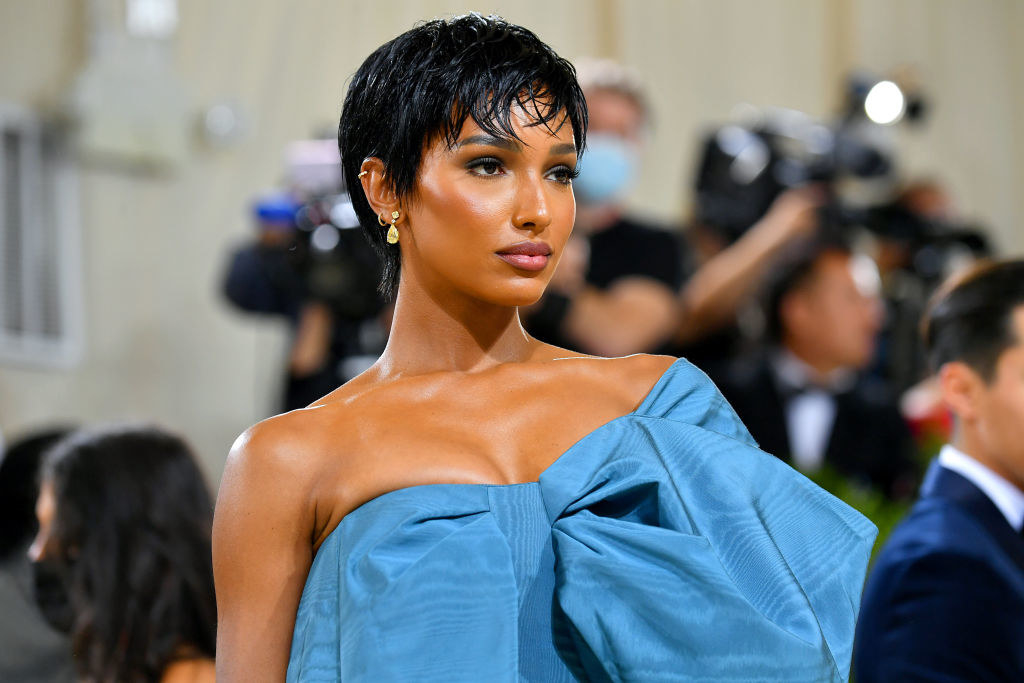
[{"x1": 376, "y1": 275, "x2": 539, "y2": 378}]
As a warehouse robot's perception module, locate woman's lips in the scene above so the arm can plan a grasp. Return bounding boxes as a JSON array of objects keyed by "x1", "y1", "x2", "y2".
[
  {"x1": 496, "y1": 241, "x2": 552, "y2": 272},
  {"x1": 497, "y1": 253, "x2": 549, "y2": 271}
]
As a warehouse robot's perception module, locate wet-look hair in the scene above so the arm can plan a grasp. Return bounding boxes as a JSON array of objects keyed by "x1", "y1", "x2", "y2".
[
  {"x1": 339, "y1": 13, "x2": 588, "y2": 299},
  {"x1": 40, "y1": 424, "x2": 216, "y2": 682},
  {"x1": 922, "y1": 258, "x2": 1024, "y2": 381}
]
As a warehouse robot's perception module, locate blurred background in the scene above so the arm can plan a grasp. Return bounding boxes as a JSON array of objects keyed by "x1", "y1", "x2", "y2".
[{"x1": 1, "y1": 0, "x2": 1022, "y2": 483}]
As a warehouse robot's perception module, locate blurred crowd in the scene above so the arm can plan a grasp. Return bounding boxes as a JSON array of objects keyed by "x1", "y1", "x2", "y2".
[{"x1": 1, "y1": 58, "x2": 1018, "y2": 681}]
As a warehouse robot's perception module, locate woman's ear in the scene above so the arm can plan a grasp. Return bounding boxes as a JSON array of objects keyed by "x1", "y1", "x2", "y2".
[{"x1": 359, "y1": 158, "x2": 398, "y2": 220}]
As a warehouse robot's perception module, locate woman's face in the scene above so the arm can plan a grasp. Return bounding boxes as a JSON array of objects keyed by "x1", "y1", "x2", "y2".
[{"x1": 400, "y1": 103, "x2": 578, "y2": 307}]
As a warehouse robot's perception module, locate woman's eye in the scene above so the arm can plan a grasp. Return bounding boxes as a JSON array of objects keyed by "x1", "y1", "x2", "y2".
[
  {"x1": 467, "y1": 158, "x2": 504, "y2": 176},
  {"x1": 549, "y1": 165, "x2": 580, "y2": 185}
]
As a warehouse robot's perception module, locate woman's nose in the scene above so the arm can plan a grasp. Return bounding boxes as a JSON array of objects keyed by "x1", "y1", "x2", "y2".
[{"x1": 512, "y1": 175, "x2": 552, "y2": 232}]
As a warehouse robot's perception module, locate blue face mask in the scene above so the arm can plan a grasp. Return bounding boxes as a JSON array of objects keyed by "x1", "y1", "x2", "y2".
[{"x1": 573, "y1": 133, "x2": 637, "y2": 205}]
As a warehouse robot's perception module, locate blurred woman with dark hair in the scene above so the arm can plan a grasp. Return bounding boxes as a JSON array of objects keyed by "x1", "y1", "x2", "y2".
[
  {"x1": 0, "y1": 427, "x2": 75, "y2": 682},
  {"x1": 29, "y1": 425, "x2": 216, "y2": 683}
]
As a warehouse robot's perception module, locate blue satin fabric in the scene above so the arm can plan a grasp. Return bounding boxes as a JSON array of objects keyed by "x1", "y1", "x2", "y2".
[{"x1": 287, "y1": 359, "x2": 877, "y2": 681}]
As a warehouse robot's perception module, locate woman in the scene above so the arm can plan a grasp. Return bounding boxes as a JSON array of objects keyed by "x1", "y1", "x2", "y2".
[
  {"x1": 0, "y1": 428, "x2": 75, "y2": 682},
  {"x1": 30, "y1": 425, "x2": 216, "y2": 683},
  {"x1": 214, "y1": 14, "x2": 875, "y2": 681}
]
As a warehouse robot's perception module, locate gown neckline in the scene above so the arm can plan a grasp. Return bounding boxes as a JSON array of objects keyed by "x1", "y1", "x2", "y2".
[{"x1": 317, "y1": 358, "x2": 686, "y2": 543}]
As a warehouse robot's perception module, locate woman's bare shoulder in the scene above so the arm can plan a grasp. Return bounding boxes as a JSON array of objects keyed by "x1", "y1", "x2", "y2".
[
  {"x1": 218, "y1": 373, "x2": 397, "y2": 530},
  {"x1": 502, "y1": 352, "x2": 678, "y2": 426},
  {"x1": 612, "y1": 352, "x2": 679, "y2": 380},
  {"x1": 225, "y1": 367, "x2": 383, "y2": 479},
  {"x1": 227, "y1": 408, "x2": 340, "y2": 483},
  {"x1": 556, "y1": 353, "x2": 678, "y2": 407},
  {"x1": 532, "y1": 342, "x2": 675, "y2": 384},
  {"x1": 218, "y1": 401, "x2": 370, "y2": 538}
]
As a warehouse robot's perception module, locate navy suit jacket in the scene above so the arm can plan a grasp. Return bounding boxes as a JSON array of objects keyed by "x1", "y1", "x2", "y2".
[{"x1": 854, "y1": 461, "x2": 1024, "y2": 681}]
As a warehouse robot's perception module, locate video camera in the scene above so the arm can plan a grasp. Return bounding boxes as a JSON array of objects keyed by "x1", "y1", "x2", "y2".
[
  {"x1": 693, "y1": 74, "x2": 988, "y2": 274},
  {"x1": 258, "y1": 139, "x2": 384, "y2": 320},
  {"x1": 694, "y1": 96, "x2": 904, "y2": 240},
  {"x1": 288, "y1": 192, "x2": 383, "y2": 319}
]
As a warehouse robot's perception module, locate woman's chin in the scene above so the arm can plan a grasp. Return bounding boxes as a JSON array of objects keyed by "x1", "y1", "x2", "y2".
[{"x1": 475, "y1": 281, "x2": 549, "y2": 309}]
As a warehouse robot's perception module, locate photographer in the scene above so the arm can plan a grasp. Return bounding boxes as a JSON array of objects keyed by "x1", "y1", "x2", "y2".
[
  {"x1": 523, "y1": 59, "x2": 686, "y2": 356},
  {"x1": 672, "y1": 184, "x2": 824, "y2": 373},
  {"x1": 868, "y1": 179, "x2": 990, "y2": 393},
  {"x1": 523, "y1": 62, "x2": 826, "y2": 362},
  {"x1": 223, "y1": 190, "x2": 387, "y2": 412}
]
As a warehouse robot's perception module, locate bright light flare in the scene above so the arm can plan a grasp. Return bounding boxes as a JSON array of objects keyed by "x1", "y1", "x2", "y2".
[
  {"x1": 864, "y1": 81, "x2": 906, "y2": 125},
  {"x1": 311, "y1": 224, "x2": 341, "y2": 252}
]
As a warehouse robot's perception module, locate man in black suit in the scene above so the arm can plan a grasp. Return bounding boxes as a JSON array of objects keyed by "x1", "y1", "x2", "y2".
[
  {"x1": 854, "y1": 259, "x2": 1024, "y2": 681},
  {"x1": 715, "y1": 241, "x2": 917, "y2": 500}
]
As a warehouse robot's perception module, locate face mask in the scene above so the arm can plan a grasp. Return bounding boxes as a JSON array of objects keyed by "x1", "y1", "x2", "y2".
[
  {"x1": 31, "y1": 558, "x2": 75, "y2": 634},
  {"x1": 573, "y1": 133, "x2": 638, "y2": 205}
]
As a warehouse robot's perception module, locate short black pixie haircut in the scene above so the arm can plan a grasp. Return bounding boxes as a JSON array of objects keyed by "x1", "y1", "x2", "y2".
[
  {"x1": 922, "y1": 259, "x2": 1024, "y2": 381},
  {"x1": 339, "y1": 13, "x2": 588, "y2": 299}
]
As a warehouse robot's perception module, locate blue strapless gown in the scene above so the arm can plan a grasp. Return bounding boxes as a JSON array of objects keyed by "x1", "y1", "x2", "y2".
[{"x1": 287, "y1": 360, "x2": 876, "y2": 681}]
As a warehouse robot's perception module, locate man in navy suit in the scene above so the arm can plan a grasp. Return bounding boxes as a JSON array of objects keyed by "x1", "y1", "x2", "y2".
[{"x1": 854, "y1": 259, "x2": 1024, "y2": 681}]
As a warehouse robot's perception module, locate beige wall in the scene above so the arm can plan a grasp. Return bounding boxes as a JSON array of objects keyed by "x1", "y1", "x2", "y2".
[{"x1": 1, "y1": 0, "x2": 1021, "y2": 480}]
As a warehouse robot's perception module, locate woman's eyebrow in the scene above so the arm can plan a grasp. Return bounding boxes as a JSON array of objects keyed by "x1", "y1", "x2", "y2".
[
  {"x1": 454, "y1": 134, "x2": 520, "y2": 151},
  {"x1": 453, "y1": 135, "x2": 576, "y2": 156}
]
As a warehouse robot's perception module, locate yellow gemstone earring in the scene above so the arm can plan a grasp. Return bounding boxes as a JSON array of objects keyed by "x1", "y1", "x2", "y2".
[{"x1": 386, "y1": 210, "x2": 400, "y2": 244}]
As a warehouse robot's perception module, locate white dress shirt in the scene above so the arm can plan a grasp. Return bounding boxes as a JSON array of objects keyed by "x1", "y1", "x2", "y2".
[
  {"x1": 772, "y1": 351, "x2": 855, "y2": 472},
  {"x1": 939, "y1": 444, "x2": 1024, "y2": 532}
]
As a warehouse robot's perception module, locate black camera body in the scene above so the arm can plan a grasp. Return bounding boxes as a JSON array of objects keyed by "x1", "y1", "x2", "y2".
[
  {"x1": 694, "y1": 108, "x2": 988, "y2": 279},
  {"x1": 289, "y1": 193, "x2": 384, "y2": 320},
  {"x1": 694, "y1": 110, "x2": 891, "y2": 242}
]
